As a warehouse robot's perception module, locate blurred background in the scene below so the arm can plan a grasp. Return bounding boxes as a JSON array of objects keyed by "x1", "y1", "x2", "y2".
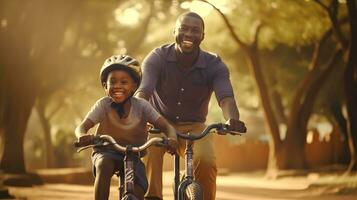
[{"x1": 1, "y1": 0, "x2": 356, "y2": 189}]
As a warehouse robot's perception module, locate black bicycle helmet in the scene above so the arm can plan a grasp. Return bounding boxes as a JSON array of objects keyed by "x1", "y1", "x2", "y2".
[{"x1": 100, "y1": 55, "x2": 141, "y2": 87}]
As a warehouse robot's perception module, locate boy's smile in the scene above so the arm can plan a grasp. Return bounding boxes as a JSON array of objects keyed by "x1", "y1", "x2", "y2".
[{"x1": 105, "y1": 70, "x2": 137, "y2": 103}]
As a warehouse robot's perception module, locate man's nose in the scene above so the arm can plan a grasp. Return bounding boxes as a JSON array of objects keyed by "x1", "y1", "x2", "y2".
[{"x1": 184, "y1": 29, "x2": 194, "y2": 37}]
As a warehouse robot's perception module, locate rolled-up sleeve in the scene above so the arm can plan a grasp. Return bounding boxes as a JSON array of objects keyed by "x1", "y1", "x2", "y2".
[
  {"x1": 137, "y1": 50, "x2": 162, "y2": 97},
  {"x1": 84, "y1": 97, "x2": 107, "y2": 124},
  {"x1": 213, "y1": 62, "x2": 235, "y2": 103}
]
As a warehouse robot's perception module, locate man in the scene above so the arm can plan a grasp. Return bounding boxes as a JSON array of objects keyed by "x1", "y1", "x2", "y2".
[{"x1": 136, "y1": 12, "x2": 246, "y2": 200}]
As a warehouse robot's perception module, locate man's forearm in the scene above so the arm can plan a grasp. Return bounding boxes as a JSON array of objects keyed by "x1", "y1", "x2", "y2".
[
  {"x1": 135, "y1": 91, "x2": 149, "y2": 101},
  {"x1": 219, "y1": 97, "x2": 240, "y2": 120}
]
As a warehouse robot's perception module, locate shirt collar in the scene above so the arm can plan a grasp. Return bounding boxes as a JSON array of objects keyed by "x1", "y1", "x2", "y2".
[{"x1": 166, "y1": 43, "x2": 207, "y2": 69}]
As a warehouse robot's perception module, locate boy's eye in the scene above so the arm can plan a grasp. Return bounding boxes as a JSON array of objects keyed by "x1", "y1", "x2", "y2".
[{"x1": 120, "y1": 79, "x2": 129, "y2": 84}]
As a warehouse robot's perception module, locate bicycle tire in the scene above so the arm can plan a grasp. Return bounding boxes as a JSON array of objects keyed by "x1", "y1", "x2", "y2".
[{"x1": 185, "y1": 182, "x2": 203, "y2": 200}]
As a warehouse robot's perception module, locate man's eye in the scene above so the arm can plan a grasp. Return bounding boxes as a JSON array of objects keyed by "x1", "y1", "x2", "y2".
[
  {"x1": 192, "y1": 29, "x2": 201, "y2": 34},
  {"x1": 179, "y1": 26, "x2": 188, "y2": 32}
]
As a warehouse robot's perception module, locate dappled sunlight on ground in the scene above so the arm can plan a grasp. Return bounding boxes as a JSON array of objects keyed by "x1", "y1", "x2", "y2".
[{"x1": 6, "y1": 171, "x2": 357, "y2": 200}]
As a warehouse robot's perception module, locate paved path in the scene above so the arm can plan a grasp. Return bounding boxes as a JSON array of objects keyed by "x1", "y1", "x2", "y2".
[{"x1": 6, "y1": 171, "x2": 357, "y2": 200}]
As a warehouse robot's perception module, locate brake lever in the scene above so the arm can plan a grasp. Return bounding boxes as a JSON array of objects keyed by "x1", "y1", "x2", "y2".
[
  {"x1": 76, "y1": 137, "x2": 113, "y2": 152},
  {"x1": 216, "y1": 124, "x2": 243, "y2": 136},
  {"x1": 77, "y1": 145, "x2": 96, "y2": 153},
  {"x1": 227, "y1": 131, "x2": 243, "y2": 136}
]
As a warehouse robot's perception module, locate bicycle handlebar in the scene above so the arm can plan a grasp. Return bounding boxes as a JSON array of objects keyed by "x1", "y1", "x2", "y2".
[
  {"x1": 177, "y1": 123, "x2": 227, "y2": 141},
  {"x1": 74, "y1": 135, "x2": 167, "y2": 153},
  {"x1": 148, "y1": 123, "x2": 243, "y2": 141}
]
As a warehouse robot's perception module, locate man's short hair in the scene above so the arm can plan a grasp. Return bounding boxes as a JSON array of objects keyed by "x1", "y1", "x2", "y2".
[{"x1": 177, "y1": 11, "x2": 205, "y2": 30}]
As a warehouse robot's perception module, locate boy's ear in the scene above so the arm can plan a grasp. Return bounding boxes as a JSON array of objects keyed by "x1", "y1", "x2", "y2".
[
  {"x1": 102, "y1": 82, "x2": 107, "y2": 89},
  {"x1": 134, "y1": 82, "x2": 138, "y2": 91}
]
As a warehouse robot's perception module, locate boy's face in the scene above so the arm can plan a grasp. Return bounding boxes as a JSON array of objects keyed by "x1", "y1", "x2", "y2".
[{"x1": 104, "y1": 70, "x2": 137, "y2": 103}]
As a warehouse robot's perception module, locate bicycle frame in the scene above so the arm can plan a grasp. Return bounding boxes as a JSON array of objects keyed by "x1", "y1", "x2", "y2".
[
  {"x1": 121, "y1": 145, "x2": 138, "y2": 200},
  {"x1": 175, "y1": 139, "x2": 196, "y2": 200},
  {"x1": 172, "y1": 123, "x2": 243, "y2": 200},
  {"x1": 75, "y1": 135, "x2": 167, "y2": 200}
]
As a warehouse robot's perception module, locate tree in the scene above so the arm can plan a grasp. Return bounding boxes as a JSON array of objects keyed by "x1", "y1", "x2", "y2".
[
  {"x1": 199, "y1": 0, "x2": 345, "y2": 176},
  {"x1": 344, "y1": 0, "x2": 357, "y2": 172},
  {"x1": 313, "y1": 0, "x2": 357, "y2": 172},
  {"x1": 0, "y1": 0, "x2": 78, "y2": 174},
  {"x1": 0, "y1": 0, "x2": 176, "y2": 173}
]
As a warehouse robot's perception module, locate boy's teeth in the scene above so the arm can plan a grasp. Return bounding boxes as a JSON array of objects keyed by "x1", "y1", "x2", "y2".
[
  {"x1": 183, "y1": 41, "x2": 193, "y2": 45},
  {"x1": 114, "y1": 92, "x2": 124, "y2": 96}
]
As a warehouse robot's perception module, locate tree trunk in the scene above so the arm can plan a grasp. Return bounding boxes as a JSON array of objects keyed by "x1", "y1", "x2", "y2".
[
  {"x1": 244, "y1": 49, "x2": 282, "y2": 177},
  {"x1": 0, "y1": 73, "x2": 39, "y2": 173},
  {"x1": 345, "y1": 0, "x2": 357, "y2": 172},
  {"x1": 0, "y1": 1, "x2": 39, "y2": 172},
  {"x1": 36, "y1": 101, "x2": 55, "y2": 168},
  {"x1": 0, "y1": 0, "x2": 73, "y2": 173}
]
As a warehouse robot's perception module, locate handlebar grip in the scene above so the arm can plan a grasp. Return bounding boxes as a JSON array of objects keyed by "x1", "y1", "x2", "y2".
[
  {"x1": 148, "y1": 128, "x2": 161, "y2": 134},
  {"x1": 217, "y1": 123, "x2": 246, "y2": 135},
  {"x1": 73, "y1": 139, "x2": 95, "y2": 148},
  {"x1": 74, "y1": 141, "x2": 81, "y2": 148},
  {"x1": 240, "y1": 126, "x2": 247, "y2": 133}
]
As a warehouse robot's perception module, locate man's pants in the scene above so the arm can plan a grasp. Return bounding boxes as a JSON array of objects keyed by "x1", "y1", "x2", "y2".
[{"x1": 143, "y1": 122, "x2": 217, "y2": 200}]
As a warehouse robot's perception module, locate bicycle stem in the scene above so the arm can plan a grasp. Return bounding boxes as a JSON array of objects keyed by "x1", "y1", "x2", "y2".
[
  {"x1": 124, "y1": 146, "x2": 135, "y2": 195},
  {"x1": 185, "y1": 141, "x2": 194, "y2": 179}
]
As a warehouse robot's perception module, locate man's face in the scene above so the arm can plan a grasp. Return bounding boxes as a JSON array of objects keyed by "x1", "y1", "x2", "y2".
[{"x1": 174, "y1": 15, "x2": 204, "y2": 54}]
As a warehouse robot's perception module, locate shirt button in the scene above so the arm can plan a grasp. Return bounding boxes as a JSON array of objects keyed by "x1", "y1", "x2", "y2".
[
  {"x1": 181, "y1": 88, "x2": 185, "y2": 92},
  {"x1": 176, "y1": 116, "x2": 180, "y2": 120},
  {"x1": 177, "y1": 102, "x2": 181, "y2": 106}
]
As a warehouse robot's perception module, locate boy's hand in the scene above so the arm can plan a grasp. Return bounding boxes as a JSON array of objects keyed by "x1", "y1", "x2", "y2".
[
  {"x1": 166, "y1": 138, "x2": 178, "y2": 155},
  {"x1": 225, "y1": 119, "x2": 247, "y2": 134},
  {"x1": 78, "y1": 134, "x2": 95, "y2": 146}
]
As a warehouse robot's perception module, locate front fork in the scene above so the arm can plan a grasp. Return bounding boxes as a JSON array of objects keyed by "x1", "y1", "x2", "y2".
[
  {"x1": 175, "y1": 141, "x2": 194, "y2": 200},
  {"x1": 121, "y1": 146, "x2": 138, "y2": 200}
]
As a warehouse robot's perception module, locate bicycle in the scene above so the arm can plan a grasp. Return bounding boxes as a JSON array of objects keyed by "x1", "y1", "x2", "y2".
[
  {"x1": 150, "y1": 122, "x2": 244, "y2": 200},
  {"x1": 74, "y1": 134, "x2": 169, "y2": 200}
]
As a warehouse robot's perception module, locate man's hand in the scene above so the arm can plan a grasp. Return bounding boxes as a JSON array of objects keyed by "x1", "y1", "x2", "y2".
[
  {"x1": 166, "y1": 138, "x2": 178, "y2": 155},
  {"x1": 225, "y1": 119, "x2": 247, "y2": 134}
]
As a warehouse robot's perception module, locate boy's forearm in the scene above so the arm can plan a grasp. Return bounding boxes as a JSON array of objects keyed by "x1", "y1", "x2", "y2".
[
  {"x1": 75, "y1": 119, "x2": 95, "y2": 138},
  {"x1": 75, "y1": 126, "x2": 87, "y2": 139},
  {"x1": 155, "y1": 117, "x2": 177, "y2": 141}
]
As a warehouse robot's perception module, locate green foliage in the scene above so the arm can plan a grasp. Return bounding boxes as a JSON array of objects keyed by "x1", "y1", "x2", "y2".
[
  {"x1": 225, "y1": 0, "x2": 330, "y2": 48},
  {"x1": 16, "y1": 0, "x2": 344, "y2": 168}
]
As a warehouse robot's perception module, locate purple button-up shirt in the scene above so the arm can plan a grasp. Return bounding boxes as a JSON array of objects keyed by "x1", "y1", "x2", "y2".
[{"x1": 137, "y1": 43, "x2": 234, "y2": 123}]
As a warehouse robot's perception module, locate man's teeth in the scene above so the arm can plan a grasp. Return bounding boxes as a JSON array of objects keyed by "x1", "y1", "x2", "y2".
[{"x1": 182, "y1": 41, "x2": 193, "y2": 48}]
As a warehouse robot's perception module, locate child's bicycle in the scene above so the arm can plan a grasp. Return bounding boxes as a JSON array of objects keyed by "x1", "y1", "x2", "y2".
[
  {"x1": 151, "y1": 122, "x2": 244, "y2": 200},
  {"x1": 74, "y1": 133, "x2": 169, "y2": 200}
]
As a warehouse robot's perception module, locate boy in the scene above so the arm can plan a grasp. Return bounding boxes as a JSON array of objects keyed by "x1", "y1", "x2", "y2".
[{"x1": 75, "y1": 55, "x2": 177, "y2": 200}]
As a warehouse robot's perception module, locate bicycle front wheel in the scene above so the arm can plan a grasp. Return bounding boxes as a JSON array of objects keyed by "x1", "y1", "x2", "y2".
[{"x1": 185, "y1": 182, "x2": 203, "y2": 200}]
